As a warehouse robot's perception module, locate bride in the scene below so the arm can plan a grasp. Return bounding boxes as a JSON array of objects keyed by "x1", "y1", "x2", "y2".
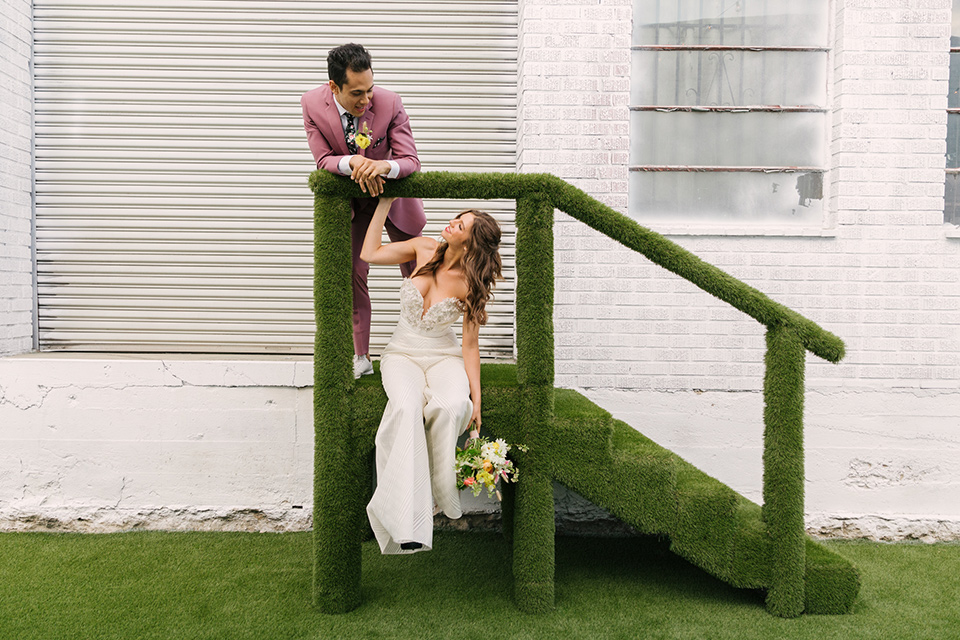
[{"x1": 360, "y1": 196, "x2": 502, "y2": 554}]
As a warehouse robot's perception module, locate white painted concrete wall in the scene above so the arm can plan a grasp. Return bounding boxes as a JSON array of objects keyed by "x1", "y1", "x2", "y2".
[
  {"x1": 0, "y1": 355, "x2": 316, "y2": 530},
  {"x1": 0, "y1": 0, "x2": 34, "y2": 357},
  {"x1": 0, "y1": 355, "x2": 501, "y2": 531},
  {"x1": 1, "y1": 0, "x2": 958, "y2": 538}
]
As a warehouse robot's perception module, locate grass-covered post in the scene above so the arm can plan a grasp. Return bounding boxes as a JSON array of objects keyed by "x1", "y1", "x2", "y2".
[
  {"x1": 512, "y1": 191, "x2": 556, "y2": 613},
  {"x1": 762, "y1": 325, "x2": 807, "y2": 618},
  {"x1": 312, "y1": 193, "x2": 364, "y2": 613}
]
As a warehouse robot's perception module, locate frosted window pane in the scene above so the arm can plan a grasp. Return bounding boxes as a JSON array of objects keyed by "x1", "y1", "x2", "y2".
[
  {"x1": 948, "y1": 113, "x2": 960, "y2": 169},
  {"x1": 634, "y1": 0, "x2": 828, "y2": 47},
  {"x1": 629, "y1": 171, "x2": 824, "y2": 222},
  {"x1": 950, "y1": 51, "x2": 960, "y2": 109},
  {"x1": 631, "y1": 111, "x2": 824, "y2": 167},
  {"x1": 632, "y1": 50, "x2": 827, "y2": 107},
  {"x1": 946, "y1": 173, "x2": 960, "y2": 225}
]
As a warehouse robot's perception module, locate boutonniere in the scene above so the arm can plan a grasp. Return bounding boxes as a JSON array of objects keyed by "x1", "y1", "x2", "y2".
[{"x1": 354, "y1": 122, "x2": 373, "y2": 150}]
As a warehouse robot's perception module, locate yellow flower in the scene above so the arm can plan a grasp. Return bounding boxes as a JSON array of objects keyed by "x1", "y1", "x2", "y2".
[{"x1": 355, "y1": 122, "x2": 373, "y2": 150}]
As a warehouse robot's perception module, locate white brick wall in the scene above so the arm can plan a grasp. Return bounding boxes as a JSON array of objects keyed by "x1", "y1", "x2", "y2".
[
  {"x1": 518, "y1": 0, "x2": 631, "y2": 210},
  {"x1": 518, "y1": 0, "x2": 960, "y2": 532},
  {"x1": 0, "y1": 0, "x2": 34, "y2": 356},
  {"x1": 519, "y1": 0, "x2": 959, "y2": 393}
]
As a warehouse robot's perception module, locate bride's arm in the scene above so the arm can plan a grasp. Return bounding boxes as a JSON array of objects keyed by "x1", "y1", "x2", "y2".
[
  {"x1": 462, "y1": 317, "x2": 482, "y2": 436},
  {"x1": 359, "y1": 197, "x2": 429, "y2": 265}
]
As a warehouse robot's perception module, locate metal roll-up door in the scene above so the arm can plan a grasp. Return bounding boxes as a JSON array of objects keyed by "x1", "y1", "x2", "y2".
[{"x1": 33, "y1": 0, "x2": 517, "y2": 357}]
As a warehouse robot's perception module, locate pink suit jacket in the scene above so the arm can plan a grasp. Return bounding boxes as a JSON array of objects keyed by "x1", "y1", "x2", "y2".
[{"x1": 301, "y1": 85, "x2": 425, "y2": 236}]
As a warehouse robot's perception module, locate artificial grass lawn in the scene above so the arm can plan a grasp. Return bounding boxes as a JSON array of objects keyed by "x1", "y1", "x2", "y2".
[{"x1": 1, "y1": 531, "x2": 956, "y2": 640}]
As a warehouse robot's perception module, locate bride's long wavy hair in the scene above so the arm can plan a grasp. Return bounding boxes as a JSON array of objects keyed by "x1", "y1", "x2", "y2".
[{"x1": 416, "y1": 209, "x2": 502, "y2": 326}]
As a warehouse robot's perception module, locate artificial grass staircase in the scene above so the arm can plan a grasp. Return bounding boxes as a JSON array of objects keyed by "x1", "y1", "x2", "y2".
[
  {"x1": 309, "y1": 170, "x2": 859, "y2": 618},
  {"x1": 353, "y1": 364, "x2": 860, "y2": 616}
]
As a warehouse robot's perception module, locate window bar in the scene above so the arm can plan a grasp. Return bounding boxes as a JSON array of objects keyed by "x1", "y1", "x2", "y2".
[
  {"x1": 630, "y1": 106, "x2": 826, "y2": 112},
  {"x1": 632, "y1": 45, "x2": 830, "y2": 52}
]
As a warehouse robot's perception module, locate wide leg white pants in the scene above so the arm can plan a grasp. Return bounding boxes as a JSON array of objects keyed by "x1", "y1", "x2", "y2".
[{"x1": 366, "y1": 351, "x2": 472, "y2": 554}]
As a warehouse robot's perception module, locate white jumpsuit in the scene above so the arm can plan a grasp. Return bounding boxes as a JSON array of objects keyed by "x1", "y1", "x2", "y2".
[{"x1": 366, "y1": 278, "x2": 473, "y2": 554}]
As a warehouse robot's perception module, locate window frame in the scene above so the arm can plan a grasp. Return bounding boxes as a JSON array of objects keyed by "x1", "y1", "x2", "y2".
[{"x1": 629, "y1": 17, "x2": 832, "y2": 233}]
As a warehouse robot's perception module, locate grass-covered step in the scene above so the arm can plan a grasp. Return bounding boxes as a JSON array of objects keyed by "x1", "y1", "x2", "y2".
[
  {"x1": 348, "y1": 363, "x2": 858, "y2": 614},
  {"x1": 544, "y1": 389, "x2": 859, "y2": 614},
  {"x1": 804, "y1": 539, "x2": 861, "y2": 614},
  {"x1": 552, "y1": 419, "x2": 678, "y2": 536},
  {"x1": 670, "y1": 464, "x2": 742, "y2": 578},
  {"x1": 728, "y1": 500, "x2": 773, "y2": 589}
]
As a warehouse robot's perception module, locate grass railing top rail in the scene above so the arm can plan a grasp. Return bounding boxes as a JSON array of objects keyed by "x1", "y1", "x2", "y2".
[{"x1": 309, "y1": 170, "x2": 844, "y2": 362}]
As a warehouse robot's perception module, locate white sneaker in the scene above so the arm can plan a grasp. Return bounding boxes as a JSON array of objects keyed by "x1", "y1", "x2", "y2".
[{"x1": 353, "y1": 354, "x2": 373, "y2": 379}]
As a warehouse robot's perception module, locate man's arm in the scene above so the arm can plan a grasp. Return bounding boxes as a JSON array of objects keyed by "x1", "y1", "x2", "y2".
[
  {"x1": 385, "y1": 97, "x2": 421, "y2": 179},
  {"x1": 301, "y1": 94, "x2": 349, "y2": 174},
  {"x1": 348, "y1": 95, "x2": 420, "y2": 194}
]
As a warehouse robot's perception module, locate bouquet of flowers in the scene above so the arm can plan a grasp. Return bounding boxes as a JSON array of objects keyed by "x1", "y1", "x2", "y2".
[{"x1": 455, "y1": 436, "x2": 527, "y2": 499}]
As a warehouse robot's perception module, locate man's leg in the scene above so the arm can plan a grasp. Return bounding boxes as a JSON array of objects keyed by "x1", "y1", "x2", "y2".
[
  {"x1": 385, "y1": 217, "x2": 421, "y2": 277},
  {"x1": 351, "y1": 209, "x2": 373, "y2": 357}
]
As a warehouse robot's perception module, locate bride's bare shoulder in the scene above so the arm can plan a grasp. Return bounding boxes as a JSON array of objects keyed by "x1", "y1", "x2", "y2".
[{"x1": 413, "y1": 236, "x2": 440, "y2": 258}]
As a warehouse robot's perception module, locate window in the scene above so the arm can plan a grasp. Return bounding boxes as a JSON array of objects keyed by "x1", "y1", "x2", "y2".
[
  {"x1": 946, "y1": 0, "x2": 960, "y2": 225},
  {"x1": 630, "y1": 0, "x2": 829, "y2": 224}
]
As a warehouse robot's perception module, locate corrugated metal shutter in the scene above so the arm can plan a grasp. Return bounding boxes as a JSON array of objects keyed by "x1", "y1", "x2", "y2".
[{"x1": 33, "y1": 0, "x2": 517, "y2": 357}]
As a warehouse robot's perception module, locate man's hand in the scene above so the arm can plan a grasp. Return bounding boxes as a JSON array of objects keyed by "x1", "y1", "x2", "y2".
[{"x1": 349, "y1": 156, "x2": 391, "y2": 196}]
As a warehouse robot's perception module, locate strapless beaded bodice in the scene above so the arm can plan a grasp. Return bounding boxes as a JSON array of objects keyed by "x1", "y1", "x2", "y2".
[{"x1": 398, "y1": 278, "x2": 462, "y2": 335}]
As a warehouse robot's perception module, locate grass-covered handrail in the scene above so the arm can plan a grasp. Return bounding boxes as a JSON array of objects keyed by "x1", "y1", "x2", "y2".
[{"x1": 309, "y1": 171, "x2": 844, "y2": 363}]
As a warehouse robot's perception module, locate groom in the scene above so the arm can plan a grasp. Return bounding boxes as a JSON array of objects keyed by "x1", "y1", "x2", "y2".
[{"x1": 301, "y1": 43, "x2": 426, "y2": 378}]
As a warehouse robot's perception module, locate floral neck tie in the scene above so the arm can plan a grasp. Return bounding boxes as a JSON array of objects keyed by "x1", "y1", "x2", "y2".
[{"x1": 344, "y1": 114, "x2": 358, "y2": 154}]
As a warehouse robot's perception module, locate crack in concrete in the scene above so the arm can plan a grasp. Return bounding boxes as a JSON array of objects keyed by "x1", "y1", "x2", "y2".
[
  {"x1": 114, "y1": 477, "x2": 128, "y2": 509},
  {"x1": 160, "y1": 360, "x2": 189, "y2": 387},
  {"x1": 808, "y1": 387, "x2": 960, "y2": 398},
  {"x1": 222, "y1": 364, "x2": 264, "y2": 387},
  {"x1": 0, "y1": 384, "x2": 53, "y2": 410}
]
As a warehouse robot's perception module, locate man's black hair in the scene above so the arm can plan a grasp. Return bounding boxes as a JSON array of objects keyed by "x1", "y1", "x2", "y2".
[{"x1": 327, "y1": 43, "x2": 372, "y2": 88}]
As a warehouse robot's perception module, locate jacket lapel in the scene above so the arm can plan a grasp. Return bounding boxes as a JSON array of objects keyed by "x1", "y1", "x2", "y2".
[{"x1": 324, "y1": 89, "x2": 350, "y2": 156}]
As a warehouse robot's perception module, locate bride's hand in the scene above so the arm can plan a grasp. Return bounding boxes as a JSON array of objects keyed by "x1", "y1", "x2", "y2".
[
  {"x1": 377, "y1": 196, "x2": 398, "y2": 208},
  {"x1": 468, "y1": 406, "x2": 482, "y2": 433}
]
